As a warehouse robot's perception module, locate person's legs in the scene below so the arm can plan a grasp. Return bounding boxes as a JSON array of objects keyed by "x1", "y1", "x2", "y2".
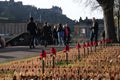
[
  {"x1": 57, "y1": 32, "x2": 61, "y2": 45},
  {"x1": 53, "y1": 37, "x2": 57, "y2": 45},
  {"x1": 38, "y1": 36, "x2": 41, "y2": 45},
  {"x1": 29, "y1": 35, "x2": 33, "y2": 48},
  {"x1": 53, "y1": 37, "x2": 55, "y2": 45},
  {"x1": 95, "y1": 33, "x2": 98, "y2": 46},
  {"x1": 32, "y1": 35, "x2": 35, "y2": 48},
  {"x1": 33, "y1": 35, "x2": 37, "y2": 47},
  {"x1": 55, "y1": 38, "x2": 58, "y2": 45},
  {"x1": 90, "y1": 32, "x2": 94, "y2": 42},
  {"x1": 64, "y1": 36, "x2": 68, "y2": 45},
  {"x1": 60, "y1": 36, "x2": 64, "y2": 45},
  {"x1": 66, "y1": 37, "x2": 70, "y2": 45},
  {"x1": 64, "y1": 36, "x2": 67, "y2": 45},
  {"x1": 44, "y1": 36, "x2": 48, "y2": 47},
  {"x1": 0, "y1": 41, "x2": 2, "y2": 48}
]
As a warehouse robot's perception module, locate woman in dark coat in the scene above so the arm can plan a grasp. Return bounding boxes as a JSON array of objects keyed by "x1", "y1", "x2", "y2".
[{"x1": 52, "y1": 25, "x2": 58, "y2": 45}]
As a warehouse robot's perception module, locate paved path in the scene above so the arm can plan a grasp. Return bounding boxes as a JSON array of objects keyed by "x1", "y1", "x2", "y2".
[{"x1": 0, "y1": 45, "x2": 70, "y2": 64}]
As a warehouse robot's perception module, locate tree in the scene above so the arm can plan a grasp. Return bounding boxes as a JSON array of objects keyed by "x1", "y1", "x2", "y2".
[
  {"x1": 114, "y1": 0, "x2": 120, "y2": 42},
  {"x1": 97, "y1": 0, "x2": 117, "y2": 42},
  {"x1": 76, "y1": 0, "x2": 118, "y2": 42}
]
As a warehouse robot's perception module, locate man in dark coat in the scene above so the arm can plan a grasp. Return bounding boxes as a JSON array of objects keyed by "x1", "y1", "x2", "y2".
[
  {"x1": 27, "y1": 17, "x2": 37, "y2": 49},
  {"x1": 42, "y1": 22, "x2": 52, "y2": 47},
  {"x1": 90, "y1": 17, "x2": 99, "y2": 45}
]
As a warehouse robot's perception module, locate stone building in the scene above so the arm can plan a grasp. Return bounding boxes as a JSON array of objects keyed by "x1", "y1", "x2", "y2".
[{"x1": 74, "y1": 18, "x2": 104, "y2": 41}]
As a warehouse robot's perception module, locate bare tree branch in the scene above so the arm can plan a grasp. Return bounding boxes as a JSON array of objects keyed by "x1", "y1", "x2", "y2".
[{"x1": 73, "y1": 0, "x2": 100, "y2": 9}]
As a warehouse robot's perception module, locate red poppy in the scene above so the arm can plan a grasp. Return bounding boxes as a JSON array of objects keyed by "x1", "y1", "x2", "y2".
[
  {"x1": 106, "y1": 39, "x2": 109, "y2": 43},
  {"x1": 86, "y1": 42, "x2": 90, "y2": 47},
  {"x1": 88, "y1": 66, "x2": 91, "y2": 69},
  {"x1": 101, "y1": 66, "x2": 104, "y2": 69},
  {"x1": 50, "y1": 48, "x2": 56, "y2": 55},
  {"x1": 40, "y1": 50, "x2": 46, "y2": 58},
  {"x1": 100, "y1": 41, "x2": 103, "y2": 44},
  {"x1": 89, "y1": 42, "x2": 93, "y2": 46},
  {"x1": 105, "y1": 39, "x2": 108, "y2": 43},
  {"x1": 110, "y1": 39, "x2": 112, "y2": 42},
  {"x1": 93, "y1": 41, "x2": 97, "y2": 45},
  {"x1": 71, "y1": 74, "x2": 75, "y2": 78},
  {"x1": 76, "y1": 43, "x2": 81, "y2": 49},
  {"x1": 63, "y1": 45, "x2": 70, "y2": 52},
  {"x1": 56, "y1": 74, "x2": 58, "y2": 77},
  {"x1": 79, "y1": 75, "x2": 82, "y2": 79},
  {"x1": 83, "y1": 43, "x2": 86, "y2": 48},
  {"x1": 102, "y1": 40, "x2": 106, "y2": 44},
  {"x1": 107, "y1": 39, "x2": 112, "y2": 43}
]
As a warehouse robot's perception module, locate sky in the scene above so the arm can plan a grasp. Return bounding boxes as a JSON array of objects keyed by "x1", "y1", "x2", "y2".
[{"x1": 2, "y1": 0, "x2": 103, "y2": 20}]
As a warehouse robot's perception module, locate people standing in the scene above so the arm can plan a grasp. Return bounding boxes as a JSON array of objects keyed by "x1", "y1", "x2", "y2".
[
  {"x1": 42, "y1": 22, "x2": 52, "y2": 47},
  {"x1": 102, "y1": 30, "x2": 105, "y2": 41},
  {"x1": 90, "y1": 17, "x2": 99, "y2": 45},
  {"x1": 27, "y1": 17, "x2": 37, "y2": 49},
  {"x1": 52, "y1": 25, "x2": 58, "y2": 45},
  {"x1": 57, "y1": 23, "x2": 64, "y2": 46},
  {"x1": 47, "y1": 23, "x2": 52, "y2": 45},
  {"x1": 64, "y1": 24, "x2": 71, "y2": 45},
  {"x1": 36, "y1": 27, "x2": 42, "y2": 45}
]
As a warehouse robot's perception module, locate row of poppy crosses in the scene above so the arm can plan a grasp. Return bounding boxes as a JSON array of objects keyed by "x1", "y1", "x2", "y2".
[
  {"x1": 39, "y1": 39, "x2": 113, "y2": 74},
  {"x1": 40, "y1": 39, "x2": 113, "y2": 58}
]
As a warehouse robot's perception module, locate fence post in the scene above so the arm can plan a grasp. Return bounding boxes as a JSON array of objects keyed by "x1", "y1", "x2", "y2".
[
  {"x1": 83, "y1": 42, "x2": 86, "y2": 57},
  {"x1": 50, "y1": 48, "x2": 56, "y2": 68},
  {"x1": 40, "y1": 50, "x2": 46, "y2": 74},
  {"x1": 64, "y1": 45, "x2": 70, "y2": 65}
]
